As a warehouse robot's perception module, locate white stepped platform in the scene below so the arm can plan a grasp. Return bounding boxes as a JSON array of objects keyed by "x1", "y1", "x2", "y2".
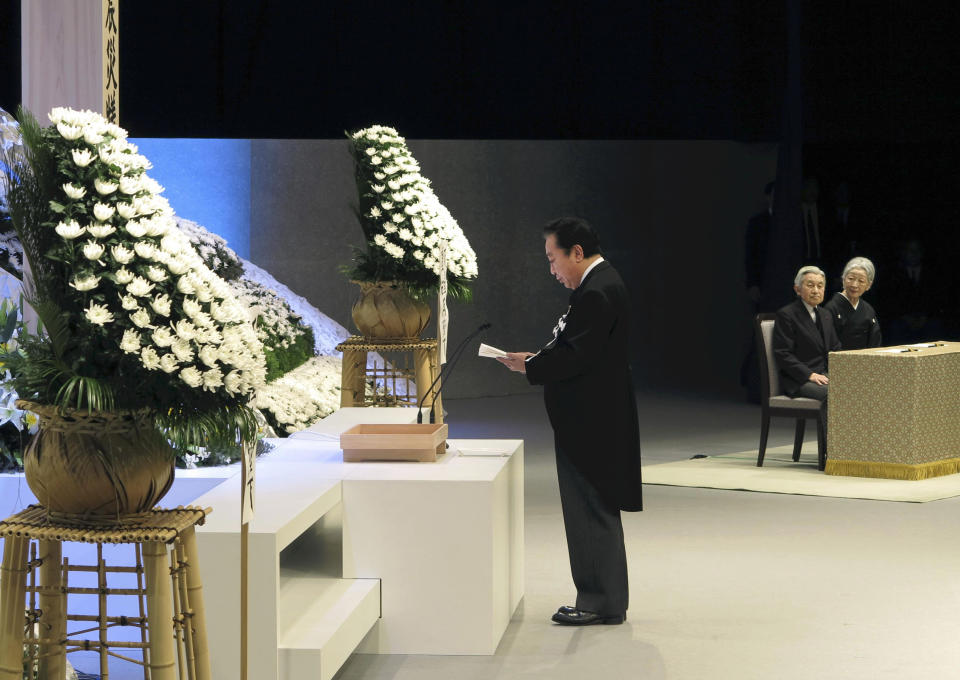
[{"x1": 278, "y1": 574, "x2": 380, "y2": 680}]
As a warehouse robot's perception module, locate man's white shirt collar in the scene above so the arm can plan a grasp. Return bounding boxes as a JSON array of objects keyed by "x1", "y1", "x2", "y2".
[
  {"x1": 579, "y1": 257, "x2": 604, "y2": 287},
  {"x1": 801, "y1": 299, "x2": 817, "y2": 322}
]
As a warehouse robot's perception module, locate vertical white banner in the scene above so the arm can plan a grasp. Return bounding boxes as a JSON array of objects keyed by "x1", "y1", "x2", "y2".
[
  {"x1": 438, "y1": 243, "x2": 449, "y2": 365},
  {"x1": 241, "y1": 438, "x2": 256, "y2": 525}
]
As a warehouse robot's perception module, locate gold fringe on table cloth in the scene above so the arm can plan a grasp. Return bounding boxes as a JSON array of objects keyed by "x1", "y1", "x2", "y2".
[{"x1": 825, "y1": 457, "x2": 960, "y2": 480}]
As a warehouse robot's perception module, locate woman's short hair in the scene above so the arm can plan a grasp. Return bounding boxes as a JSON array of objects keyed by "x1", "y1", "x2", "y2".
[
  {"x1": 842, "y1": 256, "x2": 876, "y2": 284},
  {"x1": 794, "y1": 265, "x2": 826, "y2": 288},
  {"x1": 542, "y1": 217, "x2": 602, "y2": 257}
]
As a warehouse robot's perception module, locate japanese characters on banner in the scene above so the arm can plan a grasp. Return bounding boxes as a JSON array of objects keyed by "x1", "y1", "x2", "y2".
[
  {"x1": 438, "y1": 243, "x2": 449, "y2": 364},
  {"x1": 241, "y1": 439, "x2": 255, "y2": 525}
]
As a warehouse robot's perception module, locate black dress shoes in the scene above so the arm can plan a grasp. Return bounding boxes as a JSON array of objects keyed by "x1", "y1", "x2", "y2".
[{"x1": 551, "y1": 606, "x2": 625, "y2": 625}]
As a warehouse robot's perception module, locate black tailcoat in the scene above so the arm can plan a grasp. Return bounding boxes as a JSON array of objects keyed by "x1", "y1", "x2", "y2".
[
  {"x1": 773, "y1": 298, "x2": 842, "y2": 396},
  {"x1": 823, "y1": 292, "x2": 882, "y2": 350},
  {"x1": 525, "y1": 261, "x2": 643, "y2": 511}
]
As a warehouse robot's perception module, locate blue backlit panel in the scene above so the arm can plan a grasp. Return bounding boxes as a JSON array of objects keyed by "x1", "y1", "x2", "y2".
[{"x1": 130, "y1": 138, "x2": 251, "y2": 258}]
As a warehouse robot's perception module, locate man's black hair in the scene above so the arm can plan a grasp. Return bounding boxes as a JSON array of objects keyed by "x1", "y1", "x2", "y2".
[{"x1": 542, "y1": 217, "x2": 603, "y2": 257}]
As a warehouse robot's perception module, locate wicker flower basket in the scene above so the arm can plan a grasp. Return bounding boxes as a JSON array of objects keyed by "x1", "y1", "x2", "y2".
[
  {"x1": 16, "y1": 400, "x2": 175, "y2": 524},
  {"x1": 351, "y1": 281, "x2": 431, "y2": 340}
]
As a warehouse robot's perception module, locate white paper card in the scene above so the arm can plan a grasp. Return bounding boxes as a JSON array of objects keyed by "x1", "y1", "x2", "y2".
[{"x1": 478, "y1": 343, "x2": 507, "y2": 358}]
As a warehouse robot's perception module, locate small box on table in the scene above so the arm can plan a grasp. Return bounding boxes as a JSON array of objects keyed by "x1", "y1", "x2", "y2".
[{"x1": 340, "y1": 423, "x2": 448, "y2": 462}]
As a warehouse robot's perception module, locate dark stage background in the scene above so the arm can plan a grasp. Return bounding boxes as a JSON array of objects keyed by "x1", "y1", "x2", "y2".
[{"x1": 3, "y1": 1, "x2": 959, "y2": 398}]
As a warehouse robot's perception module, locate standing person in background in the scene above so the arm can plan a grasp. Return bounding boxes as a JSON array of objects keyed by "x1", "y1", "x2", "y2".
[
  {"x1": 824, "y1": 257, "x2": 882, "y2": 350},
  {"x1": 496, "y1": 217, "x2": 642, "y2": 626}
]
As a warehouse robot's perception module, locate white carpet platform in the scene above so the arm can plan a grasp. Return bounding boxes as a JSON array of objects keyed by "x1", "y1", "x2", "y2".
[{"x1": 642, "y1": 442, "x2": 960, "y2": 502}]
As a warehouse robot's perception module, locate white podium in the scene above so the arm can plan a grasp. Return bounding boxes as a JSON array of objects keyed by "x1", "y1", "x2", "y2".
[{"x1": 193, "y1": 408, "x2": 524, "y2": 680}]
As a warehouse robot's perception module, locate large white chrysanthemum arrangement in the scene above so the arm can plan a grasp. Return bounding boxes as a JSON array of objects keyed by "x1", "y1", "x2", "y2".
[
  {"x1": 346, "y1": 124, "x2": 478, "y2": 299},
  {"x1": 0, "y1": 107, "x2": 266, "y2": 446}
]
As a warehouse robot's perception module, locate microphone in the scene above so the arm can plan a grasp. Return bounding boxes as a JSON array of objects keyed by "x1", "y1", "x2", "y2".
[{"x1": 417, "y1": 322, "x2": 491, "y2": 424}]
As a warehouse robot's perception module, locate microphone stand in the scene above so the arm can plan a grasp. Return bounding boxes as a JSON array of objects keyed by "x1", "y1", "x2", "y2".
[{"x1": 417, "y1": 322, "x2": 491, "y2": 424}]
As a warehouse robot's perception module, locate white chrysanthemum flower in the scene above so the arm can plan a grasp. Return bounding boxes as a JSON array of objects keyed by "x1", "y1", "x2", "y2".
[
  {"x1": 171, "y1": 338, "x2": 194, "y2": 362},
  {"x1": 130, "y1": 309, "x2": 153, "y2": 328},
  {"x1": 145, "y1": 266, "x2": 167, "y2": 282},
  {"x1": 202, "y1": 368, "x2": 223, "y2": 391},
  {"x1": 134, "y1": 242, "x2": 156, "y2": 259},
  {"x1": 70, "y1": 274, "x2": 100, "y2": 291},
  {"x1": 374, "y1": 172, "x2": 386, "y2": 180},
  {"x1": 387, "y1": 179, "x2": 401, "y2": 191},
  {"x1": 126, "y1": 276, "x2": 155, "y2": 297},
  {"x1": 198, "y1": 345, "x2": 219, "y2": 368},
  {"x1": 370, "y1": 156, "x2": 382, "y2": 166},
  {"x1": 120, "y1": 294, "x2": 139, "y2": 311},
  {"x1": 386, "y1": 243, "x2": 404, "y2": 259},
  {"x1": 87, "y1": 224, "x2": 116, "y2": 238},
  {"x1": 82, "y1": 128, "x2": 105, "y2": 145},
  {"x1": 116, "y1": 202, "x2": 137, "y2": 219},
  {"x1": 365, "y1": 147, "x2": 377, "y2": 156},
  {"x1": 384, "y1": 224, "x2": 398, "y2": 233},
  {"x1": 369, "y1": 206, "x2": 382, "y2": 218},
  {"x1": 404, "y1": 204, "x2": 419, "y2": 216},
  {"x1": 140, "y1": 347, "x2": 161, "y2": 370},
  {"x1": 62, "y1": 183, "x2": 86, "y2": 200},
  {"x1": 120, "y1": 329, "x2": 141, "y2": 353},
  {"x1": 110, "y1": 245, "x2": 134, "y2": 264},
  {"x1": 56, "y1": 123, "x2": 83, "y2": 140},
  {"x1": 151, "y1": 327, "x2": 174, "y2": 347},
  {"x1": 179, "y1": 366, "x2": 203, "y2": 388},
  {"x1": 373, "y1": 234, "x2": 387, "y2": 246},
  {"x1": 119, "y1": 176, "x2": 142, "y2": 195},
  {"x1": 412, "y1": 236, "x2": 423, "y2": 246},
  {"x1": 71, "y1": 148, "x2": 94, "y2": 167},
  {"x1": 166, "y1": 257, "x2": 190, "y2": 276},
  {"x1": 372, "y1": 184, "x2": 385, "y2": 193},
  {"x1": 150, "y1": 294, "x2": 172, "y2": 316},
  {"x1": 380, "y1": 201, "x2": 393, "y2": 211},
  {"x1": 398, "y1": 228, "x2": 413, "y2": 241},
  {"x1": 55, "y1": 220, "x2": 85, "y2": 240},
  {"x1": 391, "y1": 213, "x2": 404, "y2": 224},
  {"x1": 94, "y1": 178, "x2": 118, "y2": 195},
  {"x1": 413, "y1": 250, "x2": 424, "y2": 260},
  {"x1": 115, "y1": 268, "x2": 135, "y2": 284},
  {"x1": 125, "y1": 221, "x2": 148, "y2": 238},
  {"x1": 84, "y1": 302, "x2": 114, "y2": 325},
  {"x1": 173, "y1": 319, "x2": 197, "y2": 340},
  {"x1": 82, "y1": 241, "x2": 105, "y2": 260},
  {"x1": 158, "y1": 354, "x2": 179, "y2": 373},
  {"x1": 92, "y1": 203, "x2": 115, "y2": 221},
  {"x1": 182, "y1": 297, "x2": 202, "y2": 317},
  {"x1": 224, "y1": 370, "x2": 242, "y2": 394}
]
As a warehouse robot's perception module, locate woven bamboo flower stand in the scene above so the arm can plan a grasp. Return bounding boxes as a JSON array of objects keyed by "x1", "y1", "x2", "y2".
[
  {"x1": 336, "y1": 336, "x2": 443, "y2": 423},
  {"x1": 0, "y1": 505, "x2": 211, "y2": 680}
]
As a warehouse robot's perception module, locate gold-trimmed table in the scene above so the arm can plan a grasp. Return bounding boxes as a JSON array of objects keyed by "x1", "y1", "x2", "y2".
[
  {"x1": 827, "y1": 341, "x2": 960, "y2": 479},
  {"x1": 0, "y1": 505, "x2": 211, "y2": 680}
]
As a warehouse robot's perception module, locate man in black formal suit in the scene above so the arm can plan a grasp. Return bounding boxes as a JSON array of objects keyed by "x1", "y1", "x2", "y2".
[
  {"x1": 497, "y1": 217, "x2": 642, "y2": 626},
  {"x1": 773, "y1": 265, "x2": 841, "y2": 402}
]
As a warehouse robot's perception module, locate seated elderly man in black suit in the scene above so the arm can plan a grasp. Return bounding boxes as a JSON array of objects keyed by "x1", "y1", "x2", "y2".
[{"x1": 773, "y1": 265, "x2": 841, "y2": 402}]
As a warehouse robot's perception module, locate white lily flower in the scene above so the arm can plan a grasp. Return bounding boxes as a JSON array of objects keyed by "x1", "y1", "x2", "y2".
[
  {"x1": 62, "y1": 183, "x2": 86, "y2": 200},
  {"x1": 82, "y1": 241, "x2": 105, "y2": 260},
  {"x1": 140, "y1": 347, "x2": 161, "y2": 370},
  {"x1": 179, "y1": 366, "x2": 203, "y2": 387},
  {"x1": 55, "y1": 220, "x2": 85, "y2": 240},
  {"x1": 84, "y1": 302, "x2": 114, "y2": 325},
  {"x1": 126, "y1": 276, "x2": 155, "y2": 297},
  {"x1": 120, "y1": 329, "x2": 142, "y2": 353},
  {"x1": 70, "y1": 274, "x2": 100, "y2": 291},
  {"x1": 94, "y1": 178, "x2": 118, "y2": 195},
  {"x1": 71, "y1": 148, "x2": 94, "y2": 167}
]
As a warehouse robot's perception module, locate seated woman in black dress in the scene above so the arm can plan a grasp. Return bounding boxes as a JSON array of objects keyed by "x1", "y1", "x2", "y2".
[{"x1": 824, "y1": 257, "x2": 882, "y2": 349}]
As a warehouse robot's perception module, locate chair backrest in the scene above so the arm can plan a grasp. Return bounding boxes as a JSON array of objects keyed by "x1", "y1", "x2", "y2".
[{"x1": 755, "y1": 314, "x2": 783, "y2": 399}]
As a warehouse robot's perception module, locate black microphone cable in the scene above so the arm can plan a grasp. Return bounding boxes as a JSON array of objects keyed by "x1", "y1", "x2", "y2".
[{"x1": 417, "y1": 322, "x2": 491, "y2": 424}]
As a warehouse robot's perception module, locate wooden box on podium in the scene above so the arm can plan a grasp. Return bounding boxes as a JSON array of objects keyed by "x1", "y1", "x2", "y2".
[{"x1": 340, "y1": 423, "x2": 448, "y2": 462}]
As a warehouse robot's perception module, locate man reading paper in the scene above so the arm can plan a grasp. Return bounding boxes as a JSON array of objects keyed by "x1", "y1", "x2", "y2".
[{"x1": 497, "y1": 217, "x2": 642, "y2": 626}]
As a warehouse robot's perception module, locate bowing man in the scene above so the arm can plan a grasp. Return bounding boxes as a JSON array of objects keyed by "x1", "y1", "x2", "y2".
[
  {"x1": 497, "y1": 217, "x2": 642, "y2": 627},
  {"x1": 773, "y1": 265, "x2": 841, "y2": 403}
]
